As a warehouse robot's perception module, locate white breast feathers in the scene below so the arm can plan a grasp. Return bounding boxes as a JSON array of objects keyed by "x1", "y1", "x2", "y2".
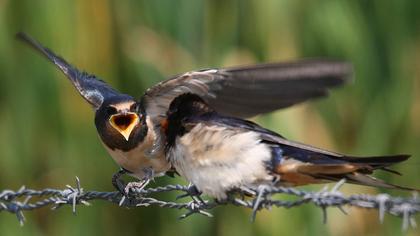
[{"x1": 169, "y1": 123, "x2": 273, "y2": 199}]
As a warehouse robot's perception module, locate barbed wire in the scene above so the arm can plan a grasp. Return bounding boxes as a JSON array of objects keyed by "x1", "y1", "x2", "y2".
[{"x1": 0, "y1": 177, "x2": 418, "y2": 230}]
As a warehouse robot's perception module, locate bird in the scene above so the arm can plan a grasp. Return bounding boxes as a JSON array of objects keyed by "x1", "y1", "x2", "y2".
[
  {"x1": 17, "y1": 32, "x2": 354, "y2": 194},
  {"x1": 165, "y1": 93, "x2": 415, "y2": 200}
]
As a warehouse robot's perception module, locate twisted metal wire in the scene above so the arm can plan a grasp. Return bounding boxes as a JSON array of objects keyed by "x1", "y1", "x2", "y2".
[{"x1": 0, "y1": 177, "x2": 418, "y2": 230}]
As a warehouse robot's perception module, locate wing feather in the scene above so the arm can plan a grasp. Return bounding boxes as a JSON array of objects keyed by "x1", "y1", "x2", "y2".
[
  {"x1": 142, "y1": 60, "x2": 352, "y2": 125},
  {"x1": 17, "y1": 32, "x2": 123, "y2": 109}
]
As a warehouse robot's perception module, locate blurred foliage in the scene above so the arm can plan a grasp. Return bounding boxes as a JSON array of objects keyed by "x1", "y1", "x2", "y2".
[{"x1": 0, "y1": 0, "x2": 419, "y2": 235}]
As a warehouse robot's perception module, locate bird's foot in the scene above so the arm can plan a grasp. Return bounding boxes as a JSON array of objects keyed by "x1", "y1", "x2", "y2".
[
  {"x1": 124, "y1": 178, "x2": 151, "y2": 195},
  {"x1": 123, "y1": 167, "x2": 154, "y2": 195},
  {"x1": 176, "y1": 183, "x2": 205, "y2": 204},
  {"x1": 177, "y1": 185, "x2": 212, "y2": 219},
  {"x1": 112, "y1": 168, "x2": 155, "y2": 206}
]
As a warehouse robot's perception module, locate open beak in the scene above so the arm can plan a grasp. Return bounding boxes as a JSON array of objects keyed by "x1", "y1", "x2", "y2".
[{"x1": 109, "y1": 112, "x2": 140, "y2": 141}]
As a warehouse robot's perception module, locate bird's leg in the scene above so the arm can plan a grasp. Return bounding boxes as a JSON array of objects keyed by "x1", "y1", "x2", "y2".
[
  {"x1": 124, "y1": 167, "x2": 154, "y2": 195},
  {"x1": 124, "y1": 179, "x2": 150, "y2": 194},
  {"x1": 112, "y1": 168, "x2": 129, "y2": 197},
  {"x1": 176, "y1": 183, "x2": 205, "y2": 204}
]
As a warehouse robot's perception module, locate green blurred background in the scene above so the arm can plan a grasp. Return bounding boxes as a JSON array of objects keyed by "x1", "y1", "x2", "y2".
[{"x1": 0, "y1": 0, "x2": 419, "y2": 235}]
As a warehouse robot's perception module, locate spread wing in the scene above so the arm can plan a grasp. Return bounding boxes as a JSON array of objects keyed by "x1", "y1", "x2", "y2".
[
  {"x1": 142, "y1": 60, "x2": 353, "y2": 124},
  {"x1": 17, "y1": 32, "x2": 123, "y2": 109}
]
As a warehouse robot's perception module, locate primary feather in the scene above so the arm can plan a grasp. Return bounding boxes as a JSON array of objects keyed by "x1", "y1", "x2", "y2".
[{"x1": 16, "y1": 32, "x2": 121, "y2": 109}]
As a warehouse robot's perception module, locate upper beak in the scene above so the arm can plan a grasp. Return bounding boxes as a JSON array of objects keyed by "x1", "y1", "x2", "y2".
[{"x1": 109, "y1": 112, "x2": 140, "y2": 141}]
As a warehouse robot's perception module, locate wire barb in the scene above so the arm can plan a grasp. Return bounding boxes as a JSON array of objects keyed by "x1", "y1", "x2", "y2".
[{"x1": 0, "y1": 177, "x2": 418, "y2": 230}]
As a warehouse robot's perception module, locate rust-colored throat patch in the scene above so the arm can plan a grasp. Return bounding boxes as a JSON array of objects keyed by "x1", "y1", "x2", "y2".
[{"x1": 109, "y1": 113, "x2": 139, "y2": 141}]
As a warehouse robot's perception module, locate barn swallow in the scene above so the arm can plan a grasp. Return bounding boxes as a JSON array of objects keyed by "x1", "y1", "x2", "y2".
[
  {"x1": 165, "y1": 94, "x2": 415, "y2": 200},
  {"x1": 17, "y1": 32, "x2": 353, "y2": 194}
]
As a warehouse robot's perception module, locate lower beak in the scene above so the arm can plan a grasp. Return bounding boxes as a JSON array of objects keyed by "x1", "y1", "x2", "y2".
[{"x1": 109, "y1": 112, "x2": 140, "y2": 141}]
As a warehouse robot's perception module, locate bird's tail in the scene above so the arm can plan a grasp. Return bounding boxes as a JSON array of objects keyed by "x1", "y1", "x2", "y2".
[
  {"x1": 273, "y1": 145, "x2": 417, "y2": 191},
  {"x1": 325, "y1": 155, "x2": 417, "y2": 191}
]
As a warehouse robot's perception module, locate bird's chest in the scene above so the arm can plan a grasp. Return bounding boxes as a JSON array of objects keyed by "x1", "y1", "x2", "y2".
[
  {"x1": 103, "y1": 140, "x2": 170, "y2": 179},
  {"x1": 168, "y1": 124, "x2": 273, "y2": 199}
]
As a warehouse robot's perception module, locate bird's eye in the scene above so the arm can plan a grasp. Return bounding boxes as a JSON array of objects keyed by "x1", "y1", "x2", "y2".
[{"x1": 106, "y1": 106, "x2": 117, "y2": 115}]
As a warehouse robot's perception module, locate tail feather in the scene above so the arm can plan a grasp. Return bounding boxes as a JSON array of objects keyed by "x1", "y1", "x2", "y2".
[
  {"x1": 380, "y1": 167, "x2": 402, "y2": 176},
  {"x1": 343, "y1": 154, "x2": 410, "y2": 174},
  {"x1": 337, "y1": 154, "x2": 414, "y2": 191},
  {"x1": 313, "y1": 172, "x2": 418, "y2": 191},
  {"x1": 342, "y1": 154, "x2": 410, "y2": 166},
  {"x1": 274, "y1": 146, "x2": 417, "y2": 191},
  {"x1": 344, "y1": 173, "x2": 417, "y2": 191}
]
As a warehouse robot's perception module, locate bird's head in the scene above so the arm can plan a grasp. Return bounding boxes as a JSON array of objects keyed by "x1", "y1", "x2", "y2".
[{"x1": 95, "y1": 96, "x2": 148, "y2": 150}]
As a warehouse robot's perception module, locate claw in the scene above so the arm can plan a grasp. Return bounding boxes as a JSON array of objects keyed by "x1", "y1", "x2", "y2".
[
  {"x1": 176, "y1": 184, "x2": 205, "y2": 204},
  {"x1": 176, "y1": 184, "x2": 200, "y2": 199},
  {"x1": 124, "y1": 179, "x2": 150, "y2": 194},
  {"x1": 123, "y1": 167, "x2": 156, "y2": 196},
  {"x1": 120, "y1": 179, "x2": 151, "y2": 206}
]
